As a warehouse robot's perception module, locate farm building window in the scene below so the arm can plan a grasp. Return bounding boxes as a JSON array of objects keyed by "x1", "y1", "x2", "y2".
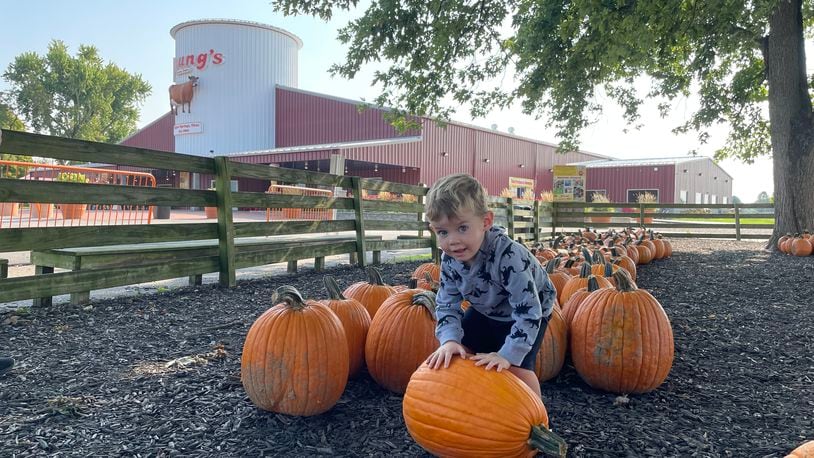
[
  {"x1": 679, "y1": 190, "x2": 688, "y2": 204},
  {"x1": 626, "y1": 189, "x2": 659, "y2": 203},
  {"x1": 711, "y1": 195, "x2": 717, "y2": 204},
  {"x1": 723, "y1": 196, "x2": 728, "y2": 204},
  {"x1": 695, "y1": 192, "x2": 702, "y2": 204},
  {"x1": 587, "y1": 190, "x2": 608, "y2": 202}
]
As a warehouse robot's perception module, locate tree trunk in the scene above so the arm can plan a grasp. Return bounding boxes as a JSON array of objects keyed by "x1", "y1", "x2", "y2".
[{"x1": 765, "y1": 0, "x2": 814, "y2": 249}]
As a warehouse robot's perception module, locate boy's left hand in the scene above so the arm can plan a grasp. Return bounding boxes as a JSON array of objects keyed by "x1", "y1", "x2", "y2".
[{"x1": 470, "y1": 352, "x2": 511, "y2": 372}]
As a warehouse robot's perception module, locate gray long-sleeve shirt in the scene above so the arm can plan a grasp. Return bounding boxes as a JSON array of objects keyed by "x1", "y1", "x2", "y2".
[{"x1": 435, "y1": 226, "x2": 556, "y2": 365}]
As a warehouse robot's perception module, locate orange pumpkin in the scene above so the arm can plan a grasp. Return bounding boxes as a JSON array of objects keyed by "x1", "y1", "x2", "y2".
[
  {"x1": 403, "y1": 358, "x2": 567, "y2": 457},
  {"x1": 544, "y1": 258, "x2": 571, "y2": 303},
  {"x1": 561, "y1": 275, "x2": 606, "y2": 328},
  {"x1": 791, "y1": 237, "x2": 813, "y2": 257},
  {"x1": 778, "y1": 234, "x2": 793, "y2": 252},
  {"x1": 241, "y1": 286, "x2": 348, "y2": 416},
  {"x1": 659, "y1": 237, "x2": 673, "y2": 258},
  {"x1": 624, "y1": 243, "x2": 640, "y2": 264},
  {"x1": 570, "y1": 270, "x2": 674, "y2": 394},
  {"x1": 560, "y1": 263, "x2": 612, "y2": 305},
  {"x1": 650, "y1": 238, "x2": 666, "y2": 259},
  {"x1": 343, "y1": 267, "x2": 397, "y2": 318},
  {"x1": 534, "y1": 305, "x2": 568, "y2": 383},
  {"x1": 413, "y1": 262, "x2": 441, "y2": 284},
  {"x1": 612, "y1": 254, "x2": 637, "y2": 283},
  {"x1": 320, "y1": 275, "x2": 371, "y2": 377},
  {"x1": 365, "y1": 289, "x2": 439, "y2": 393},
  {"x1": 635, "y1": 244, "x2": 653, "y2": 265},
  {"x1": 786, "y1": 440, "x2": 814, "y2": 458}
]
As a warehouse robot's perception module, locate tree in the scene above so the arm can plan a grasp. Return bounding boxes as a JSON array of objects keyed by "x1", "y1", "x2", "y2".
[
  {"x1": 732, "y1": 196, "x2": 742, "y2": 205},
  {"x1": 756, "y1": 191, "x2": 771, "y2": 203},
  {"x1": 273, "y1": 0, "x2": 813, "y2": 248},
  {"x1": 2, "y1": 40, "x2": 151, "y2": 143},
  {"x1": 0, "y1": 103, "x2": 32, "y2": 177}
]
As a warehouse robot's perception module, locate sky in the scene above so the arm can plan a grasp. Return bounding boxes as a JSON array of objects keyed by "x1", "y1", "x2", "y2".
[{"x1": 1, "y1": 0, "x2": 777, "y2": 202}]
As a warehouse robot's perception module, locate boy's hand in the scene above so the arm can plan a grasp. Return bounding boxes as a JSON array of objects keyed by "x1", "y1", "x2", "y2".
[
  {"x1": 426, "y1": 341, "x2": 467, "y2": 369},
  {"x1": 471, "y1": 352, "x2": 511, "y2": 372}
]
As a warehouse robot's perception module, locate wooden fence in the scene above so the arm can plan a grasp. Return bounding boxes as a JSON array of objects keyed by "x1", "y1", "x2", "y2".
[{"x1": 0, "y1": 129, "x2": 774, "y2": 305}]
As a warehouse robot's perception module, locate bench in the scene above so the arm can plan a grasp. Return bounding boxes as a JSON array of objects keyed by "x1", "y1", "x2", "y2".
[{"x1": 30, "y1": 234, "x2": 384, "y2": 306}]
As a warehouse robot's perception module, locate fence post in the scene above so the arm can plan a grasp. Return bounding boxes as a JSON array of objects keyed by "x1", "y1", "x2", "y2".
[
  {"x1": 533, "y1": 200, "x2": 540, "y2": 244},
  {"x1": 734, "y1": 202, "x2": 742, "y2": 241},
  {"x1": 214, "y1": 157, "x2": 236, "y2": 287},
  {"x1": 551, "y1": 202, "x2": 558, "y2": 237},
  {"x1": 351, "y1": 177, "x2": 367, "y2": 267},
  {"x1": 639, "y1": 204, "x2": 645, "y2": 227},
  {"x1": 509, "y1": 198, "x2": 515, "y2": 238}
]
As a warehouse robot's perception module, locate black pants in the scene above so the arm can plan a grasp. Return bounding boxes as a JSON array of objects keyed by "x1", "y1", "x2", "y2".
[{"x1": 460, "y1": 307, "x2": 545, "y2": 371}]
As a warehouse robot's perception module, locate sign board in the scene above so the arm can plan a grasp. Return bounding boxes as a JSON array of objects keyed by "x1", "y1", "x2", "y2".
[
  {"x1": 508, "y1": 176, "x2": 535, "y2": 199},
  {"x1": 509, "y1": 177, "x2": 534, "y2": 188},
  {"x1": 174, "y1": 122, "x2": 203, "y2": 136},
  {"x1": 553, "y1": 165, "x2": 586, "y2": 202}
]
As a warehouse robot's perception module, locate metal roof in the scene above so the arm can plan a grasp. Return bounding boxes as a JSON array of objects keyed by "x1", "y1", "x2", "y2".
[
  {"x1": 231, "y1": 136, "x2": 424, "y2": 157},
  {"x1": 568, "y1": 156, "x2": 709, "y2": 168},
  {"x1": 275, "y1": 85, "x2": 611, "y2": 160}
]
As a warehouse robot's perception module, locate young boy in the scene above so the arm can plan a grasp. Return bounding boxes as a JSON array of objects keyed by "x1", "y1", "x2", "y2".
[{"x1": 424, "y1": 174, "x2": 556, "y2": 396}]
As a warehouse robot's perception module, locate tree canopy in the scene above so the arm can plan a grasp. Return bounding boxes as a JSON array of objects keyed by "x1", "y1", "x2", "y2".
[
  {"x1": 0, "y1": 103, "x2": 32, "y2": 175},
  {"x1": 275, "y1": 0, "x2": 814, "y2": 243},
  {"x1": 275, "y1": 0, "x2": 799, "y2": 160},
  {"x1": 2, "y1": 40, "x2": 151, "y2": 143}
]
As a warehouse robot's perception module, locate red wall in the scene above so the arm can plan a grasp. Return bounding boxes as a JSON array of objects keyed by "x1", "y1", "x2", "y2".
[
  {"x1": 585, "y1": 165, "x2": 676, "y2": 202},
  {"x1": 120, "y1": 112, "x2": 175, "y2": 152}
]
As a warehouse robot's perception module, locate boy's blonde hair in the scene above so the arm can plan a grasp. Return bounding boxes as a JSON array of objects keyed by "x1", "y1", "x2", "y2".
[{"x1": 425, "y1": 173, "x2": 490, "y2": 221}]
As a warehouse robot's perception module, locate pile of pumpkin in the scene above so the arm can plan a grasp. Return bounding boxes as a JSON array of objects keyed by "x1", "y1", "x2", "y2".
[
  {"x1": 777, "y1": 232, "x2": 814, "y2": 256},
  {"x1": 239, "y1": 227, "x2": 676, "y2": 457}
]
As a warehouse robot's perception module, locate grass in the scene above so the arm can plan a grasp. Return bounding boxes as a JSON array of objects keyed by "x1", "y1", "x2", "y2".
[
  {"x1": 389, "y1": 253, "x2": 432, "y2": 263},
  {"x1": 667, "y1": 217, "x2": 775, "y2": 224}
]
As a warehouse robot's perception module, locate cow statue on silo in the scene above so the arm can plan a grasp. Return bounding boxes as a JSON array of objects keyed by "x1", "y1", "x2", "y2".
[{"x1": 169, "y1": 75, "x2": 199, "y2": 115}]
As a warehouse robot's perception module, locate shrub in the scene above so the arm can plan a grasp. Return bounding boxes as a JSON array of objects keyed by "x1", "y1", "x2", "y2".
[{"x1": 55, "y1": 172, "x2": 89, "y2": 183}]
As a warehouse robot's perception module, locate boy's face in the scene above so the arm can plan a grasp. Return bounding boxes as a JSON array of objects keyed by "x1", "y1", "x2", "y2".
[{"x1": 429, "y1": 208, "x2": 494, "y2": 265}]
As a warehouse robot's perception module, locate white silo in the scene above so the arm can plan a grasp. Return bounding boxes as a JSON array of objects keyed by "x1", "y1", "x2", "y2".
[{"x1": 170, "y1": 19, "x2": 302, "y2": 157}]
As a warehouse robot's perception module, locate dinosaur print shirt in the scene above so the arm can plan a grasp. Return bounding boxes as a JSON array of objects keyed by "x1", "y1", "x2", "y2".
[{"x1": 435, "y1": 226, "x2": 556, "y2": 366}]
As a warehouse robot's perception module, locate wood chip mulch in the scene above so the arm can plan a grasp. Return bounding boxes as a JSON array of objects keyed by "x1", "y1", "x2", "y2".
[{"x1": 1, "y1": 239, "x2": 812, "y2": 457}]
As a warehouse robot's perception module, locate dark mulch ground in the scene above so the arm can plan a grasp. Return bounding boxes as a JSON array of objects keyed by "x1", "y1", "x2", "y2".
[{"x1": 1, "y1": 239, "x2": 813, "y2": 457}]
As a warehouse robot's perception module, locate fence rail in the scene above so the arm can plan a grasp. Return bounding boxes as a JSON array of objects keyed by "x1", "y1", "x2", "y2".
[{"x1": 0, "y1": 128, "x2": 776, "y2": 305}]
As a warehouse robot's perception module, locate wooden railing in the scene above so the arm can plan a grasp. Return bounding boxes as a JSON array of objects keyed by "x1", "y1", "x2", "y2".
[
  {"x1": 0, "y1": 128, "x2": 775, "y2": 304},
  {"x1": 0, "y1": 129, "x2": 437, "y2": 304}
]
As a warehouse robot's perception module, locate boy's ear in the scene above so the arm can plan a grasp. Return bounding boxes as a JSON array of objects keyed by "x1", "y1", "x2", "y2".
[{"x1": 483, "y1": 211, "x2": 494, "y2": 228}]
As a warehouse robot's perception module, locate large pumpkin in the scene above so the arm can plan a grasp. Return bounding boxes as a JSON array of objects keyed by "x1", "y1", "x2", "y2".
[
  {"x1": 534, "y1": 305, "x2": 567, "y2": 383},
  {"x1": 786, "y1": 440, "x2": 814, "y2": 457},
  {"x1": 791, "y1": 237, "x2": 813, "y2": 257},
  {"x1": 343, "y1": 267, "x2": 397, "y2": 319},
  {"x1": 365, "y1": 289, "x2": 439, "y2": 393},
  {"x1": 320, "y1": 275, "x2": 371, "y2": 377},
  {"x1": 561, "y1": 275, "x2": 606, "y2": 328},
  {"x1": 241, "y1": 285, "x2": 348, "y2": 416},
  {"x1": 413, "y1": 262, "x2": 441, "y2": 284},
  {"x1": 570, "y1": 269, "x2": 674, "y2": 394},
  {"x1": 544, "y1": 258, "x2": 571, "y2": 303},
  {"x1": 403, "y1": 358, "x2": 567, "y2": 458},
  {"x1": 560, "y1": 262, "x2": 612, "y2": 305}
]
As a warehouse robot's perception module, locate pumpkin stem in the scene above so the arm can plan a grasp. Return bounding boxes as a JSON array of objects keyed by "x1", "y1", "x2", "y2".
[
  {"x1": 411, "y1": 290, "x2": 437, "y2": 319},
  {"x1": 612, "y1": 269, "x2": 637, "y2": 292},
  {"x1": 365, "y1": 266, "x2": 387, "y2": 285},
  {"x1": 578, "y1": 262, "x2": 592, "y2": 278},
  {"x1": 408, "y1": 277, "x2": 419, "y2": 289},
  {"x1": 528, "y1": 424, "x2": 568, "y2": 457},
  {"x1": 323, "y1": 275, "x2": 347, "y2": 300},
  {"x1": 586, "y1": 275, "x2": 601, "y2": 292},
  {"x1": 580, "y1": 247, "x2": 593, "y2": 265},
  {"x1": 272, "y1": 285, "x2": 308, "y2": 310}
]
